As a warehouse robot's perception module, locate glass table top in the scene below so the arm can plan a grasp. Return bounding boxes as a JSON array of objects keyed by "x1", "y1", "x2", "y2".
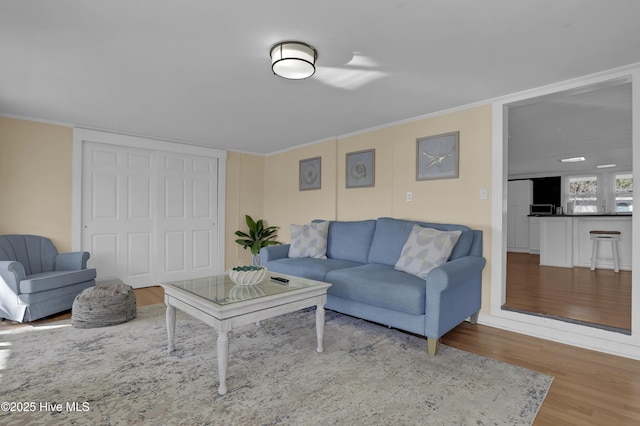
[{"x1": 163, "y1": 274, "x2": 324, "y2": 306}]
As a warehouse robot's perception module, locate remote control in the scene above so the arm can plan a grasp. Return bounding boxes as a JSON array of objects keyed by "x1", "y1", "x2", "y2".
[{"x1": 270, "y1": 276, "x2": 289, "y2": 284}]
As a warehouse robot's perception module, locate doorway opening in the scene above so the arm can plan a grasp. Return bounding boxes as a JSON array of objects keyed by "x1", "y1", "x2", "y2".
[{"x1": 503, "y1": 76, "x2": 632, "y2": 334}]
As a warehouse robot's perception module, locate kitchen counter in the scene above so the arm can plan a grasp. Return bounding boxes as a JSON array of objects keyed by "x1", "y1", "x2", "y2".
[{"x1": 537, "y1": 215, "x2": 631, "y2": 270}]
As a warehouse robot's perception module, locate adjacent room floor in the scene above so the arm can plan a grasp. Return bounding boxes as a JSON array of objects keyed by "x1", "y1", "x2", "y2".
[{"x1": 504, "y1": 252, "x2": 632, "y2": 333}]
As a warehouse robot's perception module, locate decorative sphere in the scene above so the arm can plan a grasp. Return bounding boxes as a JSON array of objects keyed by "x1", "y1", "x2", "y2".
[{"x1": 228, "y1": 266, "x2": 267, "y2": 286}]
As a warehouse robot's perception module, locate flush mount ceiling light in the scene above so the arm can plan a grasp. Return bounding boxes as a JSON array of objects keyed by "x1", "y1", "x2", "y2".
[
  {"x1": 270, "y1": 41, "x2": 317, "y2": 80},
  {"x1": 560, "y1": 156, "x2": 586, "y2": 163},
  {"x1": 597, "y1": 164, "x2": 617, "y2": 168}
]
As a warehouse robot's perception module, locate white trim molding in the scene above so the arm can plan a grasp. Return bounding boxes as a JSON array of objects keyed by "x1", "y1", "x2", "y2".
[{"x1": 488, "y1": 65, "x2": 640, "y2": 360}]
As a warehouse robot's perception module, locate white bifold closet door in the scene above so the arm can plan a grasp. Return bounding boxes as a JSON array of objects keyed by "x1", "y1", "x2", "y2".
[{"x1": 81, "y1": 141, "x2": 221, "y2": 287}]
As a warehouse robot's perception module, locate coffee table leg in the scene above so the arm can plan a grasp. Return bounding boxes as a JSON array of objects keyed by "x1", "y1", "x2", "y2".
[
  {"x1": 217, "y1": 331, "x2": 229, "y2": 395},
  {"x1": 316, "y1": 304, "x2": 325, "y2": 353},
  {"x1": 166, "y1": 304, "x2": 176, "y2": 353}
]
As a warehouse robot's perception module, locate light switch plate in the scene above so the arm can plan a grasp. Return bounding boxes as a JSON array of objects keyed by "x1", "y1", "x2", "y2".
[{"x1": 480, "y1": 187, "x2": 488, "y2": 200}]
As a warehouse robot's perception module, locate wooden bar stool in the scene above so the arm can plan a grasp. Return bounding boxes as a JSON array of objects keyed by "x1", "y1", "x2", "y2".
[{"x1": 589, "y1": 230, "x2": 621, "y2": 273}]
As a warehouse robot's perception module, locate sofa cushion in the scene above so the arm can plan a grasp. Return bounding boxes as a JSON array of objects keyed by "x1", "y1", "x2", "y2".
[
  {"x1": 326, "y1": 264, "x2": 426, "y2": 315},
  {"x1": 448, "y1": 229, "x2": 473, "y2": 260},
  {"x1": 266, "y1": 257, "x2": 364, "y2": 282},
  {"x1": 394, "y1": 225, "x2": 461, "y2": 279},
  {"x1": 369, "y1": 217, "x2": 473, "y2": 266},
  {"x1": 368, "y1": 218, "x2": 418, "y2": 266},
  {"x1": 326, "y1": 220, "x2": 376, "y2": 263},
  {"x1": 19, "y1": 279, "x2": 95, "y2": 304},
  {"x1": 288, "y1": 221, "x2": 330, "y2": 259},
  {"x1": 20, "y1": 269, "x2": 97, "y2": 294}
]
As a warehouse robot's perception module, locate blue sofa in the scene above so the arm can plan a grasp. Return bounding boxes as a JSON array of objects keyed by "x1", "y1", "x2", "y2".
[
  {"x1": 260, "y1": 217, "x2": 485, "y2": 355},
  {"x1": 0, "y1": 235, "x2": 96, "y2": 322}
]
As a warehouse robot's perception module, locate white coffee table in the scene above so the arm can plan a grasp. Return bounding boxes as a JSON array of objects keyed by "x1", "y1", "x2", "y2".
[{"x1": 161, "y1": 273, "x2": 331, "y2": 395}]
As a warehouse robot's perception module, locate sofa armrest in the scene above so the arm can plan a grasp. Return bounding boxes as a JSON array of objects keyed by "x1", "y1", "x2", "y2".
[
  {"x1": 426, "y1": 256, "x2": 486, "y2": 292},
  {"x1": 259, "y1": 245, "x2": 290, "y2": 263},
  {"x1": 423, "y1": 256, "x2": 486, "y2": 341},
  {"x1": 55, "y1": 252, "x2": 91, "y2": 271},
  {"x1": 0, "y1": 260, "x2": 27, "y2": 294}
]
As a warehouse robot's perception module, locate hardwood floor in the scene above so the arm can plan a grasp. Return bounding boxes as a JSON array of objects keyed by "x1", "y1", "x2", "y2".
[
  {"x1": 2, "y1": 285, "x2": 640, "y2": 424},
  {"x1": 504, "y1": 252, "x2": 632, "y2": 331},
  {"x1": 442, "y1": 322, "x2": 640, "y2": 425}
]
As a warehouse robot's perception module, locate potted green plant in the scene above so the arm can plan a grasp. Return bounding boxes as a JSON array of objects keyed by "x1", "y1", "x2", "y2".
[{"x1": 234, "y1": 215, "x2": 281, "y2": 265}]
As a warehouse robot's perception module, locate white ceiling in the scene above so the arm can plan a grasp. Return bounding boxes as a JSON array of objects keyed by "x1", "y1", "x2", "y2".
[
  {"x1": 508, "y1": 78, "x2": 633, "y2": 178},
  {"x1": 1, "y1": 1, "x2": 639, "y2": 156}
]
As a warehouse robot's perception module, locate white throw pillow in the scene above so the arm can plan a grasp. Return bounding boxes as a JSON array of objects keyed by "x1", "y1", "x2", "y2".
[
  {"x1": 394, "y1": 225, "x2": 462, "y2": 279},
  {"x1": 288, "y1": 221, "x2": 330, "y2": 259}
]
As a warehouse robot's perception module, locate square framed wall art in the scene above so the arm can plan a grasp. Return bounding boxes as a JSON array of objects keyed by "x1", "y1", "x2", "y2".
[
  {"x1": 299, "y1": 156, "x2": 322, "y2": 191},
  {"x1": 346, "y1": 149, "x2": 375, "y2": 188},
  {"x1": 416, "y1": 131, "x2": 459, "y2": 181}
]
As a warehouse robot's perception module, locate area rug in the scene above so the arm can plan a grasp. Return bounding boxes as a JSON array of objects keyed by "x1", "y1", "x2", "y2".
[{"x1": 0, "y1": 304, "x2": 552, "y2": 425}]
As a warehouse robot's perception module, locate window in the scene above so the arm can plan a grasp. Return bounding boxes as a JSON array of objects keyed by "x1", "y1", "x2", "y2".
[
  {"x1": 568, "y1": 176, "x2": 598, "y2": 213},
  {"x1": 615, "y1": 173, "x2": 633, "y2": 212}
]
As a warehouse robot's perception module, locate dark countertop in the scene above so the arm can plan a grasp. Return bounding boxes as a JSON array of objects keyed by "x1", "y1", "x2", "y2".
[{"x1": 528, "y1": 214, "x2": 632, "y2": 217}]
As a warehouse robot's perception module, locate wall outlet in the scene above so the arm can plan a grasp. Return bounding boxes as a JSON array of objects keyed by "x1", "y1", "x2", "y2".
[{"x1": 406, "y1": 192, "x2": 413, "y2": 202}]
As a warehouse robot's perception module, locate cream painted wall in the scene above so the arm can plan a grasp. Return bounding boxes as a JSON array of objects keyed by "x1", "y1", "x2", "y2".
[
  {"x1": 390, "y1": 107, "x2": 492, "y2": 227},
  {"x1": 2, "y1": 106, "x2": 492, "y2": 312},
  {"x1": 337, "y1": 128, "x2": 395, "y2": 220},
  {"x1": 0, "y1": 116, "x2": 262, "y2": 270},
  {"x1": 225, "y1": 151, "x2": 266, "y2": 268},
  {"x1": 0, "y1": 117, "x2": 73, "y2": 252},
  {"x1": 263, "y1": 140, "x2": 338, "y2": 242},
  {"x1": 263, "y1": 105, "x2": 493, "y2": 312}
]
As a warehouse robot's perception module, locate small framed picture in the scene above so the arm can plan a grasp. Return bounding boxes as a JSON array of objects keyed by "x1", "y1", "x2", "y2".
[
  {"x1": 346, "y1": 149, "x2": 375, "y2": 188},
  {"x1": 416, "y1": 131, "x2": 459, "y2": 181},
  {"x1": 299, "y1": 157, "x2": 321, "y2": 191}
]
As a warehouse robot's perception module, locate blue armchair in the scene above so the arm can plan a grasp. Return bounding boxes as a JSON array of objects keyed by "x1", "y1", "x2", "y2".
[{"x1": 0, "y1": 235, "x2": 96, "y2": 322}]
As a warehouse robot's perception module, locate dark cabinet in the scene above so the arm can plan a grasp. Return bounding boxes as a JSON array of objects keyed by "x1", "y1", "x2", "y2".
[{"x1": 532, "y1": 176, "x2": 561, "y2": 207}]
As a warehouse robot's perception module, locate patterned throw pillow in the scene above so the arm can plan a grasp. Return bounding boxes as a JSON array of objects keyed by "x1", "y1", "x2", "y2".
[
  {"x1": 288, "y1": 221, "x2": 330, "y2": 259},
  {"x1": 394, "y1": 225, "x2": 462, "y2": 279}
]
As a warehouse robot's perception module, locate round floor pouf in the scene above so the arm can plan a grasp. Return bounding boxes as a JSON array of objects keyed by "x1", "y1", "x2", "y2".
[{"x1": 71, "y1": 281, "x2": 137, "y2": 328}]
